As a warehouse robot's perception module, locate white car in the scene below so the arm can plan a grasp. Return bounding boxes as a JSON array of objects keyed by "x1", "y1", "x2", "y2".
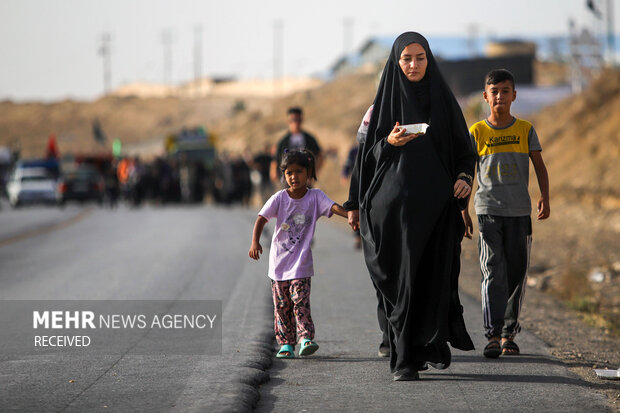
[{"x1": 6, "y1": 167, "x2": 57, "y2": 207}]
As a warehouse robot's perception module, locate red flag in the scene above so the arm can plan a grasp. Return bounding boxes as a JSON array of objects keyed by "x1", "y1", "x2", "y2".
[{"x1": 46, "y1": 133, "x2": 60, "y2": 159}]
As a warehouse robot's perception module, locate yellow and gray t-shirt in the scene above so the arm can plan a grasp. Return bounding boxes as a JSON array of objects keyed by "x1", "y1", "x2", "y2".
[{"x1": 469, "y1": 118, "x2": 541, "y2": 217}]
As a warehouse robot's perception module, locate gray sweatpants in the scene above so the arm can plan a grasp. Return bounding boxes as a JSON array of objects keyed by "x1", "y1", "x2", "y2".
[{"x1": 477, "y1": 215, "x2": 532, "y2": 339}]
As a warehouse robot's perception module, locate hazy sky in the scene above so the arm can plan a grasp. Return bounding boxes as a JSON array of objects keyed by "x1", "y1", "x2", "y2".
[{"x1": 0, "y1": 0, "x2": 616, "y2": 101}]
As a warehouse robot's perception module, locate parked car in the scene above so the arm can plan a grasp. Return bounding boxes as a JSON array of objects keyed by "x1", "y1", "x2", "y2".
[
  {"x1": 56, "y1": 167, "x2": 104, "y2": 205},
  {"x1": 0, "y1": 146, "x2": 13, "y2": 198},
  {"x1": 6, "y1": 167, "x2": 57, "y2": 207}
]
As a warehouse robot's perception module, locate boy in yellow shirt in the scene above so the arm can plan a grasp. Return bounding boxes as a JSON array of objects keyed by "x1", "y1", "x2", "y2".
[{"x1": 463, "y1": 69, "x2": 550, "y2": 358}]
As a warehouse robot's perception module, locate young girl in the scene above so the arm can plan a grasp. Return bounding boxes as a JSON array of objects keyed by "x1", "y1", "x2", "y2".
[{"x1": 249, "y1": 149, "x2": 347, "y2": 358}]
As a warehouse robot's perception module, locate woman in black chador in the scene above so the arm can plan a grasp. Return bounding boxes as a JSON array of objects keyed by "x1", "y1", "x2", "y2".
[{"x1": 344, "y1": 32, "x2": 475, "y2": 381}]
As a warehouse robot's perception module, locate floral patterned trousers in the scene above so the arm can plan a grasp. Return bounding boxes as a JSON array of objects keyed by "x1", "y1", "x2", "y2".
[{"x1": 271, "y1": 277, "x2": 314, "y2": 346}]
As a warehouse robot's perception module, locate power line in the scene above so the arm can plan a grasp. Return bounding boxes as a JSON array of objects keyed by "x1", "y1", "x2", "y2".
[
  {"x1": 162, "y1": 29, "x2": 173, "y2": 87},
  {"x1": 98, "y1": 33, "x2": 112, "y2": 95},
  {"x1": 273, "y1": 20, "x2": 283, "y2": 98},
  {"x1": 605, "y1": 0, "x2": 615, "y2": 65},
  {"x1": 194, "y1": 24, "x2": 203, "y2": 96},
  {"x1": 343, "y1": 17, "x2": 354, "y2": 55},
  {"x1": 585, "y1": 0, "x2": 616, "y2": 66}
]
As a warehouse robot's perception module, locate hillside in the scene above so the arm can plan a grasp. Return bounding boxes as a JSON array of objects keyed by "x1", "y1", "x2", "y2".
[
  {"x1": 0, "y1": 69, "x2": 618, "y2": 333},
  {"x1": 533, "y1": 70, "x2": 620, "y2": 204},
  {"x1": 526, "y1": 69, "x2": 620, "y2": 334},
  {"x1": 0, "y1": 95, "x2": 270, "y2": 158}
]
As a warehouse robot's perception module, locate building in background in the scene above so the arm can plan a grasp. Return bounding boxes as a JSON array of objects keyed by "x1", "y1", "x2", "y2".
[{"x1": 330, "y1": 35, "x2": 536, "y2": 96}]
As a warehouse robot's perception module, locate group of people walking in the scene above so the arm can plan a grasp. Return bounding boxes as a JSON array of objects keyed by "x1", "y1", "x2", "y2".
[{"x1": 249, "y1": 32, "x2": 550, "y2": 381}]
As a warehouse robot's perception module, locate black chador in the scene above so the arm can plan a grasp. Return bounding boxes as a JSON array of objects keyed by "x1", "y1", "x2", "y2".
[{"x1": 345, "y1": 32, "x2": 476, "y2": 374}]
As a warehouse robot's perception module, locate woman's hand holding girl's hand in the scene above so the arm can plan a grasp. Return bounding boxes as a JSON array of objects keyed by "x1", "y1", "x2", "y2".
[
  {"x1": 248, "y1": 242, "x2": 263, "y2": 260},
  {"x1": 453, "y1": 179, "x2": 471, "y2": 199},
  {"x1": 387, "y1": 122, "x2": 422, "y2": 146}
]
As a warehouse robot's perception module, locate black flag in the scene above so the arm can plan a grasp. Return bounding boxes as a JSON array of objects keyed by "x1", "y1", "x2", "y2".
[
  {"x1": 92, "y1": 119, "x2": 107, "y2": 145},
  {"x1": 586, "y1": 0, "x2": 603, "y2": 18}
]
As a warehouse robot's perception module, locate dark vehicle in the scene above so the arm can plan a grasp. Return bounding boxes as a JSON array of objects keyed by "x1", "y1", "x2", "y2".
[
  {"x1": 74, "y1": 153, "x2": 114, "y2": 175},
  {"x1": 56, "y1": 167, "x2": 104, "y2": 205},
  {"x1": 165, "y1": 126, "x2": 217, "y2": 203}
]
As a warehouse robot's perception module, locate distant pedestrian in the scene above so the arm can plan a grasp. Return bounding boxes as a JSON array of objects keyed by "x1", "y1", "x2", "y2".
[
  {"x1": 270, "y1": 107, "x2": 322, "y2": 185},
  {"x1": 212, "y1": 152, "x2": 234, "y2": 204},
  {"x1": 252, "y1": 144, "x2": 274, "y2": 204},
  {"x1": 129, "y1": 156, "x2": 145, "y2": 207},
  {"x1": 249, "y1": 149, "x2": 347, "y2": 358},
  {"x1": 231, "y1": 155, "x2": 251, "y2": 206},
  {"x1": 463, "y1": 69, "x2": 550, "y2": 358},
  {"x1": 104, "y1": 161, "x2": 120, "y2": 208}
]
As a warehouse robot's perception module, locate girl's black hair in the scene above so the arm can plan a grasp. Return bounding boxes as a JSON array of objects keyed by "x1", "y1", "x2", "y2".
[{"x1": 280, "y1": 149, "x2": 317, "y2": 181}]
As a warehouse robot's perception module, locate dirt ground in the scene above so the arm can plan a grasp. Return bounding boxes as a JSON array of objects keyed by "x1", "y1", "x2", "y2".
[
  {"x1": 459, "y1": 233, "x2": 620, "y2": 411},
  {"x1": 2, "y1": 65, "x2": 618, "y2": 409}
]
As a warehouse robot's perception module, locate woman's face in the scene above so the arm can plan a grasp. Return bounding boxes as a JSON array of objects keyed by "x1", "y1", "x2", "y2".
[{"x1": 399, "y1": 43, "x2": 428, "y2": 82}]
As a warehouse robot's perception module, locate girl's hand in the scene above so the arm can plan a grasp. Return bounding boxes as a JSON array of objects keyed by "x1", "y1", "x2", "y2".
[
  {"x1": 453, "y1": 179, "x2": 471, "y2": 199},
  {"x1": 348, "y1": 210, "x2": 360, "y2": 231},
  {"x1": 249, "y1": 242, "x2": 263, "y2": 260},
  {"x1": 387, "y1": 122, "x2": 422, "y2": 147}
]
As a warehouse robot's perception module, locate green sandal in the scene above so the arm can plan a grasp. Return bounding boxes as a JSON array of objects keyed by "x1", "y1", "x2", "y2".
[
  {"x1": 298, "y1": 339, "x2": 319, "y2": 356},
  {"x1": 276, "y1": 344, "x2": 295, "y2": 358}
]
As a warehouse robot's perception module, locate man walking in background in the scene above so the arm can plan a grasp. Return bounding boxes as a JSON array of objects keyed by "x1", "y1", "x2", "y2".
[{"x1": 270, "y1": 107, "x2": 322, "y2": 185}]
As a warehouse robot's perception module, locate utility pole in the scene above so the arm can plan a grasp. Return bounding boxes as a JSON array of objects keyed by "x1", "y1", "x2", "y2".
[
  {"x1": 568, "y1": 19, "x2": 582, "y2": 93},
  {"x1": 98, "y1": 33, "x2": 111, "y2": 95},
  {"x1": 585, "y1": 0, "x2": 613, "y2": 67},
  {"x1": 273, "y1": 20, "x2": 283, "y2": 99},
  {"x1": 606, "y1": 0, "x2": 616, "y2": 65},
  {"x1": 467, "y1": 24, "x2": 479, "y2": 58},
  {"x1": 162, "y1": 29, "x2": 173, "y2": 89},
  {"x1": 194, "y1": 24, "x2": 203, "y2": 96},
  {"x1": 343, "y1": 17, "x2": 354, "y2": 55}
]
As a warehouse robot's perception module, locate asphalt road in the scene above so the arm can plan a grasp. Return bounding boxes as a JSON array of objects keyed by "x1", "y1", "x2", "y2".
[
  {"x1": 0, "y1": 202, "x2": 274, "y2": 412},
  {"x1": 256, "y1": 220, "x2": 612, "y2": 413},
  {"x1": 0, "y1": 202, "x2": 613, "y2": 412}
]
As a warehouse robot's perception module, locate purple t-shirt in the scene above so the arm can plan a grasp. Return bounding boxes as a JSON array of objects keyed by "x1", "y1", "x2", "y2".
[{"x1": 258, "y1": 188, "x2": 335, "y2": 281}]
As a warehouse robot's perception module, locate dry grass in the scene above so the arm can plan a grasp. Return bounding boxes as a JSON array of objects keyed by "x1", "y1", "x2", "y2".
[
  {"x1": 0, "y1": 95, "x2": 271, "y2": 159},
  {"x1": 525, "y1": 69, "x2": 620, "y2": 336}
]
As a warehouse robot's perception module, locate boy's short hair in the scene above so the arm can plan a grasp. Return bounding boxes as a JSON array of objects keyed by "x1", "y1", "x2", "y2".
[
  {"x1": 287, "y1": 107, "x2": 303, "y2": 116},
  {"x1": 485, "y1": 69, "x2": 515, "y2": 89}
]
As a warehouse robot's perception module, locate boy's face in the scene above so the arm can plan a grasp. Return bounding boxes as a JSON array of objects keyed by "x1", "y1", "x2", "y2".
[
  {"x1": 483, "y1": 80, "x2": 516, "y2": 114},
  {"x1": 288, "y1": 113, "x2": 303, "y2": 134}
]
